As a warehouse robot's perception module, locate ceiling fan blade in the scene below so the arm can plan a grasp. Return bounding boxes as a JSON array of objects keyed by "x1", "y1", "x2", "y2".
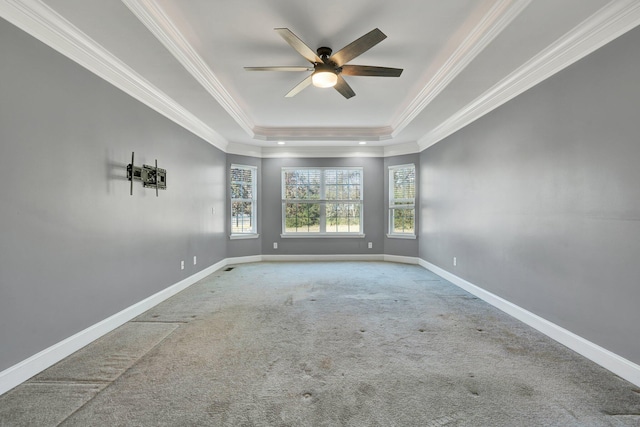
[
  {"x1": 244, "y1": 66, "x2": 314, "y2": 72},
  {"x1": 285, "y1": 75, "x2": 313, "y2": 97},
  {"x1": 330, "y1": 28, "x2": 387, "y2": 67},
  {"x1": 341, "y1": 65, "x2": 403, "y2": 77},
  {"x1": 275, "y1": 28, "x2": 323, "y2": 64},
  {"x1": 334, "y1": 75, "x2": 355, "y2": 99}
]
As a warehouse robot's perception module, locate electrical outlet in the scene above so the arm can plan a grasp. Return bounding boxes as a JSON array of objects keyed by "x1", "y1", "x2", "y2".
[
  {"x1": 193, "y1": 256, "x2": 197, "y2": 265},
  {"x1": 453, "y1": 257, "x2": 457, "y2": 266},
  {"x1": 181, "y1": 260, "x2": 185, "y2": 270},
  {"x1": 368, "y1": 242, "x2": 373, "y2": 249},
  {"x1": 273, "y1": 242, "x2": 278, "y2": 249}
]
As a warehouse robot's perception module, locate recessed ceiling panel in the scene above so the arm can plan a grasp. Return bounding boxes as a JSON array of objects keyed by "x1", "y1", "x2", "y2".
[{"x1": 154, "y1": 0, "x2": 480, "y2": 128}]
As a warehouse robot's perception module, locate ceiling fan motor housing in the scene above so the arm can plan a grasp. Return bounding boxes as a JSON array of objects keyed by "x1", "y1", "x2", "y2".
[
  {"x1": 316, "y1": 46, "x2": 333, "y2": 59},
  {"x1": 315, "y1": 47, "x2": 339, "y2": 72}
]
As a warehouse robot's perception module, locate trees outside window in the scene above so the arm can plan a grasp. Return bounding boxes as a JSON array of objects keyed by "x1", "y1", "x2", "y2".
[
  {"x1": 389, "y1": 164, "x2": 415, "y2": 236},
  {"x1": 282, "y1": 168, "x2": 363, "y2": 235},
  {"x1": 231, "y1": 165, "x2": 257, "y2": 235}
]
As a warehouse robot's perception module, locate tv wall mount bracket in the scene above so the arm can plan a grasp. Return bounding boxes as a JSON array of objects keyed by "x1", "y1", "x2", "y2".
[{"x1": 126, "y1": 152, "x2": 166, "y2": 196}]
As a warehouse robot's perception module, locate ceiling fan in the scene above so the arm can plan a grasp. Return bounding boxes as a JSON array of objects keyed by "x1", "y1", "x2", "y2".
[{"x1": 245, "y1": 28, "x2": 403, "y2": 99}]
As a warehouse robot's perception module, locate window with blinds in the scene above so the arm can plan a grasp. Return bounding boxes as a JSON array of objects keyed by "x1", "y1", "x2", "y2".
[
  {"x1": 282, "y1": 168, "x2": 363, "y2": 236},
  {"x1": 230, "y1": 164, "x2": 257, "y2": 235},
  {"x1": 389, "y1": 164, "x2": 416, "y2": 237}
]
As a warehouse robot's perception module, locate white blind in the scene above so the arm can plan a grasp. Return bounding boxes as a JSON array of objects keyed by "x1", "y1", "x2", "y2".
[
  {"x1": 283, "y1": 169, "x2": 362, "y2": 201},
  {"x1": 231, "y1": 166, "x2": 254, "y2": 200},
  {"x1": 283, "y1": 169, "x2": 321, "y2": 200},
  {"x1": 390, "y1": 165, "x2": 415, "y2": 206}
]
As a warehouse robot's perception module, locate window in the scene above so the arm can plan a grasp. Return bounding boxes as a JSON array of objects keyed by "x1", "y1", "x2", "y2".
[
  {"x1": 230, "y1": 164, "x2": 257, "y2": 237},
  {"x1": 389, "y1": 164, "x2": 416, "y2": 237},
  {"x1": 282, "y1": 168, "x2": 363, "y2": 237}
]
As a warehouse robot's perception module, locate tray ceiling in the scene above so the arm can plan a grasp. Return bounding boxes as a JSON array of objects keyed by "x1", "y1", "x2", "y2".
[{"x1": 2, "y1": 0, "x2": 639, "y2": 156}]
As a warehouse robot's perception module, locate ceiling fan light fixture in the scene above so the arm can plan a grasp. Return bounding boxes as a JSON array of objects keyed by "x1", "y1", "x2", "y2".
[{"x1": 312, "y1": 70, "x2": 338, "y2": 88}]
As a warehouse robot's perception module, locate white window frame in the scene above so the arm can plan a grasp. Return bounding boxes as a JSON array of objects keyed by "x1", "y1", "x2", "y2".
[
  {"x1": 230, "y1": 164, "x2": 258, "y2": 239},
  {"x1": 388, "y1": 164, "x2": 416, "y2": 239},
  {"x1": 281, "y1": 167, "x2": 365, "y2": 238}
]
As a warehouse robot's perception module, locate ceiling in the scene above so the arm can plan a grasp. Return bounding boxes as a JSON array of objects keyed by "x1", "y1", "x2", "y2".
[{"x1": 2, "y1": 0, "x2": 639, "y2": 156}]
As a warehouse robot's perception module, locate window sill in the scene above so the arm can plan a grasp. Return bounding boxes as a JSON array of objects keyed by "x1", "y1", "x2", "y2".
[
  {"x1": 281, "y1": 233, "x2": 365, "y2": 239},
  {"x1": 230, "y1": 233, "x2": 260, "y2": 240},
  {"x1": 386, "y1": 233, "x2": 416, "y2": 240}
]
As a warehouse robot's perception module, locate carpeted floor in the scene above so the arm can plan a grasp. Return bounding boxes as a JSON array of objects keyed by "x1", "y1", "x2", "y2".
[{"x1": 1, "y1": 261, "x2": 639, "y2": 426}]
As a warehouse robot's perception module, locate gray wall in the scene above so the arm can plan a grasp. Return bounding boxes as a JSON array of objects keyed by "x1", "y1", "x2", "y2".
[
  {"x1": 0, "y1": 19, "x2": 226, "y2": 371},
  {"x1": 419, "y1": 26, "x2": 640, "y2": 364},
  {"x1": 384, "y1": 154, "x2": 420, "y2": 257},
  {"x1": 226, "y1": 154, "x2": 262, "y2": 258},
  {"x1": 261, "y1": 157, "x2": 385, "y2": 255}
]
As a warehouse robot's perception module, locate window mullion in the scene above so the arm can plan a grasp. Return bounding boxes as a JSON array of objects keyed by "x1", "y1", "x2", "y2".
[{"x1": 319, "y1": 171, "x2": 326, "y2": 233}]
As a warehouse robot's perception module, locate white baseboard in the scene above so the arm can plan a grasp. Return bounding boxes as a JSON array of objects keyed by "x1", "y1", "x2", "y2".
[
  {"x1": 225, "y1": 255, "x2": 263, "y2": 265},
  {"x1": 261, "y1": 254, "x2": 385, "y2": 262},
  {"x1": 383, "y1": 255, "x2": 419, "y2": 265},
  {"x1": 418, "y1": 259, "x2": 640, "y2": 388},
  {"x1": 259, "y1": 254, "x2": 419, "y2": 264},
  {"x1": 0, "y1": 259, "x2": 227, "y2": 396}
]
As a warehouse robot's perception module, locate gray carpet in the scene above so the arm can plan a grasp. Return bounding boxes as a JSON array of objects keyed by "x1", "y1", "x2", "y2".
[{"x1": 1, "y1": 262, "x2": 639, "y2": 426}]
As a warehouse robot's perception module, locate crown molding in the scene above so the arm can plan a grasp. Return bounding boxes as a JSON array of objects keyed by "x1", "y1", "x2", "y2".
[
  {"x1": 124, "y1": 0, "x2": 529, "y2": 143},
  {"x1": 391, "y1": 0, "x2": 531, "y2": 137},
  {"x1": 227, "y1": 143, "x2": 386, "y2": 159},
  {"x1": 251, "y1": 126, "x2": 394, "y2": 141},
  {"x1": 225, "y1": 142, "x2": 266, "y2": 159},
  {"x1": 0, "y1": 0, "x2": 229, "y2": 151},
  {"x1": 260, "y1": 146, "x2": 386, "y2": 159},
  {"x1": 383, "y1": 142, "x2": 421, "y2": 157},
  {"x1": 225, "y1": 141, "x2": 421, "y2": 158},
  {"x1": 122, "y1": 0, "x2": 255, "y2": 138},
  {"x1": 418, "y1": 0, "x2": 640, "y2": 151}
]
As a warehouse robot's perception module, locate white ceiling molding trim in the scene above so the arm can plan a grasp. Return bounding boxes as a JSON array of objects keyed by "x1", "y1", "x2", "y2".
[
  {"x1": 120, "y1": 0, "x2": 531, "y2": 143},
  {"x1": 259, "y1": 146, "x2": 386, "y2": 159},
  {"x1": 383, "y1": 142, "x2": 422, "y2": 158},
  {"x1": 225, "y1": 141, "x2": 420, "y2": 159},
  {"x1": 390, "y1": 0, "x2": 531, "y2": 137},
  {"x1": 418, "y1": 0, "x2": 640, "y2": 151},
  {"x1": 0, "y1": 0, "x2": 229, "y2": 151},
  {"x1": 122, "y1": 0, "x2": 256, "y2": 139},
  {"x1": 224, "y1": 142, "x2": 266, "y2": 159},
  {"x1": 252, "y1": 126, "x2": 394, "y2": 142}
]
